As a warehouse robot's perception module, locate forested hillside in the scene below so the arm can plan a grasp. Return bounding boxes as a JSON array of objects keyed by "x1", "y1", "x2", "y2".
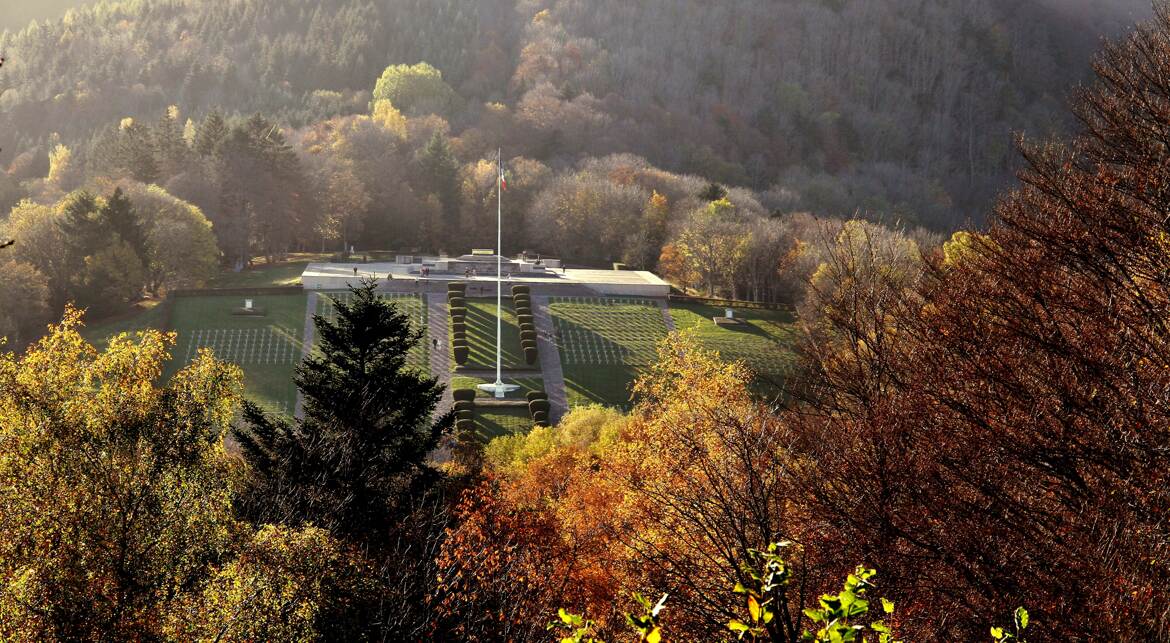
[
  {"x1": 0, "y1": 0, "x2": 88, "y2": 33},
  {"x1": 0, "y1": 0, "x2": 1152, "y2": 229}
]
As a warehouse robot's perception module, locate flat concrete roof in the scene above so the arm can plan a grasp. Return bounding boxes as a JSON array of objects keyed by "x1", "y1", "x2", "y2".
[{"x1": 301, "y1": 262, "x2": 670, "y2": 291}]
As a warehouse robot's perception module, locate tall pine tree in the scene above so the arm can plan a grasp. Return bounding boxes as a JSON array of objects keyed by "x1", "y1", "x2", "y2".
[
  {"x1": 233, "y1": 279, "x2": 451, "y2": 543},
  {"x1": 415, "y1": 131, "x2": 461, "y2": 241}
]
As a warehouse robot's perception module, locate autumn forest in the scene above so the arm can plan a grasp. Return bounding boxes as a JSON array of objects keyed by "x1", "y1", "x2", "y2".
[{"x1": 0, "y1": 0, "x2": 1168, "y2": 641}]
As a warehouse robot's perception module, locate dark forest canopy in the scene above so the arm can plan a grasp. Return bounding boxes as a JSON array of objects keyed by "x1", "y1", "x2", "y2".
[{"x1": 0, "y1": 0, "x2": 1154, "y2": 229}]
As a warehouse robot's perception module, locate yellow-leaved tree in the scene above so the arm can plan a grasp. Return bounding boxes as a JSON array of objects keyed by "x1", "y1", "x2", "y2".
[
  {"x1": 0, "y1": 309, "x2": 241, "y2": 639},
  {"x1": 0, "y1": 310, "x2": 361, "y2": 641}
]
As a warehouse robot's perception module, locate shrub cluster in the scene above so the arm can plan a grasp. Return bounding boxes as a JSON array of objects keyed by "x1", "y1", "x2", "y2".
[
  {"x1": 512, "y1": 285, "x2": 538, "y2": 365},
  {"x1": 449, "y1": 283, "x2": 469, "y2": 365}
]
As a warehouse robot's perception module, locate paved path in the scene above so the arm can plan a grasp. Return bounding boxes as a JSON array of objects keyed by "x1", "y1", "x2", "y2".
[
  {"x1": 658, "y1": 299, "x2": 676, "y2": 332},
  {"x1": 294, "y1": 292, "x2": 318, "y2": 419},
  {"x1": 426, "y1": 292, "x2": 453, "y2": 415},
  {"x1": 532, "y1": 295, "x2": 569, "y2": 423}
]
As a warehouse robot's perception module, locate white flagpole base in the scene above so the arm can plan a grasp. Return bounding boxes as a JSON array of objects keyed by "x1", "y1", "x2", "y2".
[{"x1": 477, "y1": 381, "x2": 521, "y2": 399}]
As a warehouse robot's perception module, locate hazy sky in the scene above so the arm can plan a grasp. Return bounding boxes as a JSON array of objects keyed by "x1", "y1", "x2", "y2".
[
  {"x1": 2, "y1": 0, "x2": 90, "y2": 33},
  {"x1": 0, "y1": 0, "x2": 1157, "y2": 38}
]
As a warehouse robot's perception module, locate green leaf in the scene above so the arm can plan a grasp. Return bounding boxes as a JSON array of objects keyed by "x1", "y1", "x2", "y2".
[
  {"x1": 991, "y1": 626, "x2": 1004, "y2": 638},
  {"x1": 728, "y1": 619, "x2": 751, "y2": 632},
  {"x1": 1016, "y1": 607, "x2": 1029, "y2": 630},
  {"x1": 882, "y1": 598, "x2": 894, "y2": 614},
  {"x1": 748, "y1": 595, "x2": 761, "y2": 621}
]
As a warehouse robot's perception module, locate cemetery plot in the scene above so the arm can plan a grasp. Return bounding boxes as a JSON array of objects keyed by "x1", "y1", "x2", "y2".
[
  {"x1": 167, "y1": 293, "x2": 307, "y2": 417},
  {"x1": 183, "y1": 327, "x2": 301, "y2": 365},
  {"x1": 316, "y1": 291, "x2": 428, "y2": 370},
  {"x1": 460, "y1": 299, "x2": 528, "y2": 370},
  {"x1": 668, "y1": 303, "x2": 798, "y2": 396},
  {"x1": 550, "y1": 297, "x2": 668, "y2": 366},
  {"x1": 549, "y1": 297, "x2": 669, "y2": 409}
]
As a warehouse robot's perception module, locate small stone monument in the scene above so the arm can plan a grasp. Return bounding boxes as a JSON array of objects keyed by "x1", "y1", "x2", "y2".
[
  {"x1": 233, "y1": 297, "x2": 265, "y2": 316},
  {"x1": 714, "y1": 307, "x2": 744, "y2": 327}
]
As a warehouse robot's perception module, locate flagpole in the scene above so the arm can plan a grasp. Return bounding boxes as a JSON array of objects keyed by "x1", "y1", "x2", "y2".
[
  {"x1": 478, "y1": 149, "x2": 518, "y2": 399},
  {"x1": 495, "y1": 147, "x2": 503, "y2": 393}
]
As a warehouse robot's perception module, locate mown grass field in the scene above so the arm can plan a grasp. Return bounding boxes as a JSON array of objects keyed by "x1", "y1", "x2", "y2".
[
  {"x1": 456, "y1": 298, "x2": 532, "y2": 371},
  {"x1": 316, "y1": 291, "x2": 428, "y2": 371},
  {"x1": 474, "y1": 406, "x2": 534, "y2": 440},
  {"x1": 548, "y1": 298, "x2": 798, "y2": 409},
  {"x1": 81, "y1": 300, "x2": 169, "y2": 349},
  {"x1": 668, "y1": 303, "x2": 799, "y2": 397},
  {"x1": 549, "y1": 297, "x2": 669, "y2": 410},
  {"x1": 165, "y1": 293, "x2": 307, "y2": 416},
  {"x1": 205, "y1": 252, "x2": 332, "y2": 289},
  {"x1": 450, "y1": 375, "x2": 547, "y2": 399}
]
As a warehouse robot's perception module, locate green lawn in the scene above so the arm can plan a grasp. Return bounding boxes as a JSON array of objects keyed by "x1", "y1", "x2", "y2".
[
  {"x1": 457, "y1": 299, "x2": 532, "y2": 370},
  {"x1": 451, "y1": 375, "x2": 547, "y2": 400},
  {"x1": 165, "y1": 293, "x2": 308, "y2": 416},
  {"x1": 316, "y1": 291, "x2": 428, "y2": 371},
  {"x1": 668, "y1": 303, "x2": 798, "y2": 396},
  {"x1": 549, "y1": 297, "x2": 670, "y2": 410},
  {"x1": 474, "y1": 406, "x2": 534, "y2": 440},
  {"x1": 81, "y1": 300, "x2": 169, "y2": 349},
  {"x1": 206, "y1": 252, "x2": 333, "y2": 289}
]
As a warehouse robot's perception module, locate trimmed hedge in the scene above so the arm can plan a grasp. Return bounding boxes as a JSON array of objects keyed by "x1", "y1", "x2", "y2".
[
  {"x1": 533, "y1": 411, "x2": 549, "y2": 427},
  {"x1": 453, "y1": 346, "x2": 469, "y2": 365},
  {"x1": 453, "y1": 389, "x2": 477, "y2": 402},
  {"x1": 449, "y1": 306, "x2": 466, "y2": 318},
  {"x1": 455, "y1": 418, "x2": 474, "y2": 433},
  {"x1": 526, "y1": 390, "x2": 548, "y2": 402},
  {"x1": 451, "y1": 321, "x2": 466, "y2": 335},
  {"x1": 521, "y1": 338, "x2": 537, "y2": 348},
  {"x1": 448, "y1": 282, "x2": 466, "y2": 293},
  {"x1": 456, "y1": 410, "x2": 474, "y2": 422},
  {"x1": 448, "y1": 297, "x2": 466, "y2": 309},
  {"x1": 513, "y1": 294, "x2": 531, "y2": 304},
  {"x1": 520, "y1": 329, "x2": 537, "y2": 342},
  {"x1": 511, "y1": 285, "x2": 530, "y2": 295},
  {"x1": 529, "y1": 399, "x2": 551, "y2": 415},
  {"x1": 453, "y1": 400, "x2": 475, "y2": 413},
  {"x1": 524, "y1": 346, "x2": 539, "y2": 365}
]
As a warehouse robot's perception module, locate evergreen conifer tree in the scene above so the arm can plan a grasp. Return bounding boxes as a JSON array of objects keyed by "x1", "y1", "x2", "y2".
[{"x1": 233, "y1": 279, "x2": 451, "y2": 542}]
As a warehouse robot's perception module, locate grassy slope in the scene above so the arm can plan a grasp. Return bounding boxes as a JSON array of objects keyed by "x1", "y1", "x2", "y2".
[
  {"x1": 316, "y1": 291, "x2": 428, "y2": 371},
  {"x1": 165, "y1": 293, "x2": 307, "y2": 416},
  {"x1": 81, "y1": 300, "x2": 168, "y2": 349},
  {"x1": 474, "y1": 407, "x2": 534, "y2": 441},
  {"x1": 549, "y1": 298, "x2": 669, "y2": 410},
  {"x1": 205, "y1": 253, "x2": 331, "y2": 289},
  {"x1": 668, "y1": 303, "x2": 799, "y2": 396},
  {"x1": 457, "y1": 298, "x2": 531, "y2": 370}
]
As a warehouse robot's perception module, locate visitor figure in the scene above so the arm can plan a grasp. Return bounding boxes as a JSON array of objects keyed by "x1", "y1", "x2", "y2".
[
  {"x1": 353, "y1": 266, "x2": 358, "y2": 276},
  {"x1": 432, "y1": 338, "x2": 439, "y2": 351}
]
